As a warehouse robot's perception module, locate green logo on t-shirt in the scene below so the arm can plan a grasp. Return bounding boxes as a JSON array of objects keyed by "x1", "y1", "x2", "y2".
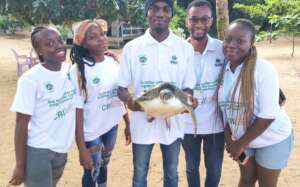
[
  {"x1": 139, "y1": 55, "x2": 147, "y2": 65},
  {"x1": 45, "y1": 82, "x2": 54, "y2": 93},
  {"x1": 93, "y1": 77, "x2": 100, "y2": 85},
  {"x1": 170, "y1": 55, "x2": 178, "y2": 64}
]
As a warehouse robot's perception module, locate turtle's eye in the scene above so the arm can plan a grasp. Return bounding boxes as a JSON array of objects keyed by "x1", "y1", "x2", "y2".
[{"x1": 160, "y1": 90, "x2": 172, "y2": 101}]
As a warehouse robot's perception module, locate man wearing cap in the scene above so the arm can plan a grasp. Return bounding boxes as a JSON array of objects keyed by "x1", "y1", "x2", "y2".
[{"x1": 117, "y1": 0, "x2": 197, "y2": 187}]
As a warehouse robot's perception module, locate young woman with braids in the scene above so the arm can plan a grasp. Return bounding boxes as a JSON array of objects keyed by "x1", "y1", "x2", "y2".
[
  {"x1": 69, "y1": 19, "x2": 130, "y2": 187},
  {"x1": 9, "y1": 26, "x2": 77, "y2": 187},
  {"x1": 218, "y1": 19, "x2": 293, "y2": 187}
]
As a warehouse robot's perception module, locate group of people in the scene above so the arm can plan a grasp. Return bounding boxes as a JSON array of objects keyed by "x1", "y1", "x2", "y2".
[{"x1": 9, "y1": 0, "x2": 293, "y2": 187}]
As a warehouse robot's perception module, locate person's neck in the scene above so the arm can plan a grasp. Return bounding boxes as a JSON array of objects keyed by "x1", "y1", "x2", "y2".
[
  {"x1": 91, "y1": 52, "x2": 105, "y2": 63},
  {"x1": 230, "y1": 60, "x2": 243, "y2": 73},
  {"x1": 150, "y1": 29, "x2": 170, "y2": 42},
  {"x1": 189, "y1": 36, "x2": 208, "y2": 54},
  {"x1": 41, "y1": 61, "x2": 61, "y2": 71}
]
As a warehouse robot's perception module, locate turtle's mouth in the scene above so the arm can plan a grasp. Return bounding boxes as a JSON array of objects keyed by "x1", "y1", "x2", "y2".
[{"x1": 160, "y1": 90, "x2": 173, "y2": 103}]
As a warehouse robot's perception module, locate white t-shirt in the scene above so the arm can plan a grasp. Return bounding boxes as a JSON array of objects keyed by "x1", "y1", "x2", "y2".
[
  {"x1": 184, "y1": 36, "x2": 225, "y2": 135},
  {"x1": 118, "y1": 29, "x2": 196, "y2": 145},
  {"x1": 10, "y1": 63, "x2": 77, "y2": 153},
  {"x1": 71, "y1": 56, "x2": 126, "y2": 141},
  {"x1": 218, "y1": 58, "x2": 292, "y2": 148}
]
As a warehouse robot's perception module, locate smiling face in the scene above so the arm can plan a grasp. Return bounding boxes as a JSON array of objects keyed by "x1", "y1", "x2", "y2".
[
  {"x1": 82, "y1": 25, "x2": 108, "y2": 55},
  {"x1": 187, "y1": 5, "x2": 213, "y2": 41},
  {"x1": 223, "y1": 23, "x2": 253, "y2": 64},
  {"x1": 35, "y1": 29, "x2": 66, "y2": 64},
  {"x1": 147, "y1": 1, "x2": 172, "y2": 33}
]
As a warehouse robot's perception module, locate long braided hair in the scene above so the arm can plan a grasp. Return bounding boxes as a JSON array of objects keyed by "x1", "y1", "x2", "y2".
[
  {"x1": 230, "y1": 19, "x2": 257, "y2": 128},
  {"x1": 70, "y1": 44, "x2": 96, "y2": 103}
]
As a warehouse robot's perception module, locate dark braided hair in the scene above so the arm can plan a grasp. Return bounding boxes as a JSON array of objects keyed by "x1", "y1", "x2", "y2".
[
  {"x1": 70, "y1": 44, "x2": 96, "y2": 103},
  {"x1": 31, "y1": 26, "x2": 48, "y2": 62}
]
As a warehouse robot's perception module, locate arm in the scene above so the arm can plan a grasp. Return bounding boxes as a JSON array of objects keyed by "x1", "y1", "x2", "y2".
[
  {"x1": 117, "y1": 86, "x2": 143, "y2": 111},
  {"x1": 228, "y1": 62, "x2": 278, "y2": 160},
  {"x1": 9, "y1": 113, "x2": 30, "y2": 186},
  {"x1": 228, "y1": 117, "x2": 273, "y2": 160},
  {"x1": 122, "y1": 111, "x2": 131, "y2": 145},
  {"x1": 224, "y1": 124, "x2": 233, "y2": 146},
  {"x1": 183, "y1": 88, "x2": 198, "y2": 110},
  {"x1": 75, "y1": 108, "x2": 93, "y2": 170}
]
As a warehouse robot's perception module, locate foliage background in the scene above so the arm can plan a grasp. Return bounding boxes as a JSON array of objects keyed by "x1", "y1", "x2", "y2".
[{"x1": 0, "y1": 0, "x2": 299, "y2": 46}]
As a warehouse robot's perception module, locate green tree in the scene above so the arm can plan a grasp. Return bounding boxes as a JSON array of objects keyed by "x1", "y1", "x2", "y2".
[
  {"x1": 234, "y1": 0, "x2": 300, "y2": 56},
  {"x1": 125, "y1": 0, "x2": 146, "y2": 26},
  {"x1": 3, "y1": 0, "x2": 127, "y2": 25},
  {"x1": 170, "y1": 0, "x2": 187, "y2": 38}
]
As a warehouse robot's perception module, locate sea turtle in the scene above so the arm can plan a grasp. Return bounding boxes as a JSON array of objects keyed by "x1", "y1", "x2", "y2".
[{"x1": 133, "y1": 82, "x2": 197, "y2": 135}]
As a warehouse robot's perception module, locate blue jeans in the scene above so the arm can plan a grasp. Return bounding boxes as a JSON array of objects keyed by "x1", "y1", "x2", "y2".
[
  {"x1": 132, "y1": 139, "x2": 181, "y2": 187},
  {"x1": 82, "y1": 125, "x2": 118, "y2": 187},
  {"x1": 182, "y1": 132, "x2": 225, "y2": 187}
]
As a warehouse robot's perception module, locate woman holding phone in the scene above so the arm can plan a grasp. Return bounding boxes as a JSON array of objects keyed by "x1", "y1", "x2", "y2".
[{"x1": 218, "y1": 19, "x2": 293, "y2": 187}]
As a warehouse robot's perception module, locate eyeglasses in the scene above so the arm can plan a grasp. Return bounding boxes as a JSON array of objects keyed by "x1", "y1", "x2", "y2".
[
  {"x1": 188, "y1": 16, "x2": 212, "y2": 25},
  {"x1": 45, "y1": 38, "x2": 65, "y2": 48}
]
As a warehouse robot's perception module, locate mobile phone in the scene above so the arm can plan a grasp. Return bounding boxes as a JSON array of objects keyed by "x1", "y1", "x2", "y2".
[{"x1": 238, "y1": 152, "x2": 249, "y2": 165}]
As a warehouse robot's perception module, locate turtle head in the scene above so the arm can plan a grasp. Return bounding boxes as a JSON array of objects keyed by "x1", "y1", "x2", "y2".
[{"x1": 159, "y1": 89, "x2": 173, "y2": 103}]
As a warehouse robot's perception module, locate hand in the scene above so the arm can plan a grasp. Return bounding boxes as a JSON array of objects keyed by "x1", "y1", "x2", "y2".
[
  {"x1": 126, "y1": 97, "x2": 143, "y2": 112},
  {"x1": 189, "y1": 95, "x2": 198, "y2": 109},
  {"x1": 124, "y1": 126, "x2": 131, "y2": 145},
  {"x1": 9, "y1": 165, "x2": 25, "y2": 186},
  {"x1": 104, "y1": 51, "x2": 118, "y2": 62},
  {"x1": 227, "y1": 140, "x2": 245, "y2": 161},
  {"x1": 224, "y1": 134, "x2": 234, "y2": 153},
  {"x1": 79, "y1": 148, "x2": 94, "y2": 170},
  {"x1": 182, "y1": 95, "x2": 198, "y2": 113}
]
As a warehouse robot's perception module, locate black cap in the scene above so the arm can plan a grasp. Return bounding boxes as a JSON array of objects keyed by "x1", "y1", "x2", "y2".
[{"x1": 145, "y1": 0, "x2": 174, "y2": 16}]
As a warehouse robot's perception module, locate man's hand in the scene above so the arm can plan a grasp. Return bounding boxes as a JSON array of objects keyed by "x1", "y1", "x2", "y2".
[
  {"x1": 124, "y1": 126, "x2": 131, "y2": 145},
  {"x1": 9, "y1": 165, "x2": 25, "y2": 186},
  {"x1": 189, "y1": 95, "x2": 198, "y2": 109},
  {"x1": 126, "y1": 96, "x2": 143, "y2": 112}
]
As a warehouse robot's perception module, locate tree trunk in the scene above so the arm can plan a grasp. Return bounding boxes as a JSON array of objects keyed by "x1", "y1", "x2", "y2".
[{"x1": 216, "y1": 0, "x2": 229, "y2": 40}]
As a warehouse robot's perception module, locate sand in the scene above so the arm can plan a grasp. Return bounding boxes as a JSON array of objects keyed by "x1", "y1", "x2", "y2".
[{"x1": 0, "y1": 32, "x2": 299, "y2": 187}]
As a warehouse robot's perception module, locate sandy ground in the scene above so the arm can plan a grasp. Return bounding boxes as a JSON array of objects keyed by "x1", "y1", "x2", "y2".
[{"x1": 0, "y1": 32, "x2": 299, "y2": 187}]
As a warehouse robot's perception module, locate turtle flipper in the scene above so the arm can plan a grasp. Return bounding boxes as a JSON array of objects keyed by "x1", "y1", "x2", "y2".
[
  {"x1": 165, "y1": 118, "x2": 171, "y2": 131},
  {"x1": 183, "y1": 105, "x2": 197, "y2": 137}
]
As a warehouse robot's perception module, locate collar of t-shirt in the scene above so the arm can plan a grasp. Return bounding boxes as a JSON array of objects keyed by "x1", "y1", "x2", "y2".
[
  {"x1": 143, "y1": 28, "x2": 174, "y2": 47},
  {"x1": 194, "y1": 35, "x2": 217, "y2": 56},
  {"x1": 225, "y1": 61, "x2": 244, "y2": 74}
]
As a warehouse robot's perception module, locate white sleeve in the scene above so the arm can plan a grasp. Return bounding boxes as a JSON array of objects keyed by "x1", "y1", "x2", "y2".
[
  {"x1": 118, "y1": 45, "x2": 132, "y2": 88},
  {"x1": 182, "y1": 45, "x2": 196, "y2": 90},
  {"x1": 254, "y1": 64, "x2": 279, "y2": 119},
  {"x1": 10, "y1": 77, "x2": 36, "y2": 115}
]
